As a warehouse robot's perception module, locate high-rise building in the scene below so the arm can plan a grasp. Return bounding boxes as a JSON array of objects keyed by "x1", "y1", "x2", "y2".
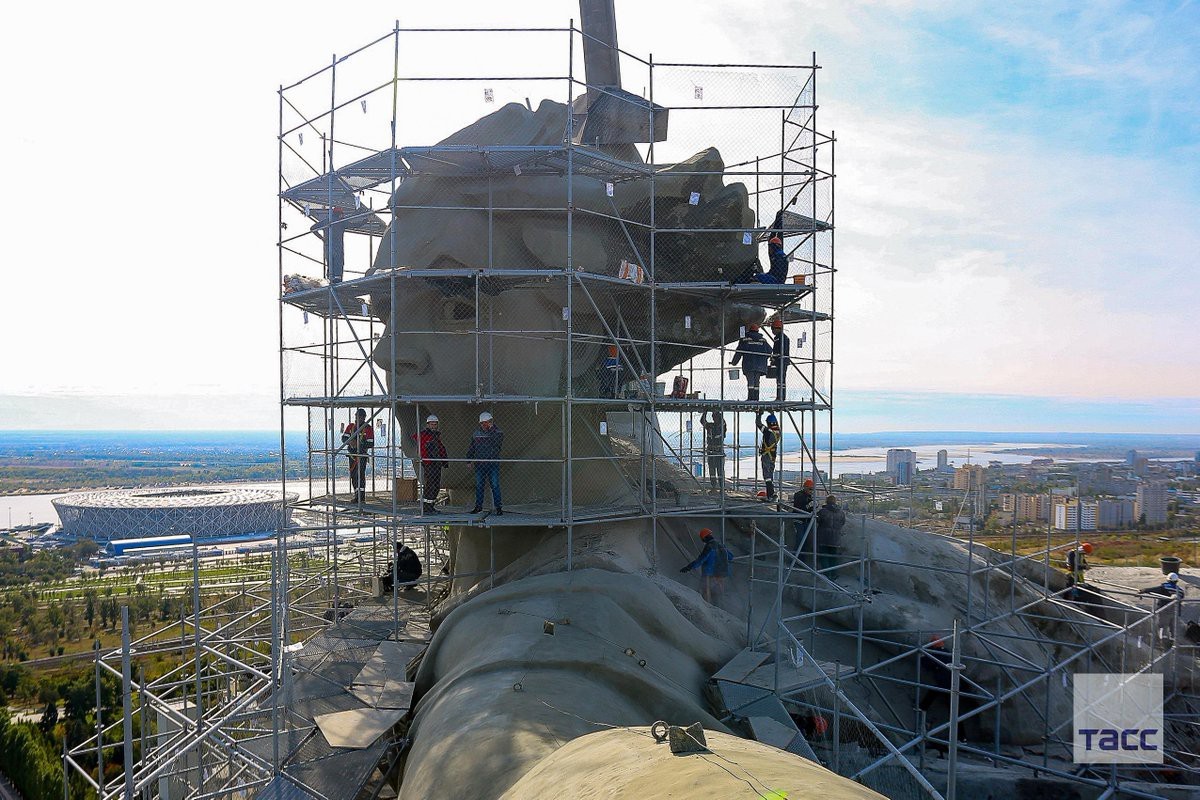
[
  {"x1": 1095, "y1": 497, "x2": 1136, "y2": 530},
  {"x1": 937, "y1": 449, "x2": 949, "y2": 470},
  {"x1": 953, "y1": 465, "x2": 986, "y2": 491},
  {"x1": 1125, "y1": 449, "x2": 1138, "y2": 466},
  {"x1": 1054, "y1": 499, "x2": 1097, "y2": 531},
  {"x1": 1135, "y1": 482, "x2": 1168, "y2": 526},
  {"x1": 886, "y1": 449, "x2": 916, "y2": 477},
  {"x1": 895, "y1": 460, "x2": 914, "y2": 486}
]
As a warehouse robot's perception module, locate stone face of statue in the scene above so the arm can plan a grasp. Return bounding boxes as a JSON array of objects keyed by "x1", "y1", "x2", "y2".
[{"x1": 367, "y1": 99, "x2": 765, "y2": 506}]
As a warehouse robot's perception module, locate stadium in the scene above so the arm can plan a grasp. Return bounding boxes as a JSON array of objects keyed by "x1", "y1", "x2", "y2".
[{"x1": 52, "y1": 487, "x2": 295, "y2": 543}]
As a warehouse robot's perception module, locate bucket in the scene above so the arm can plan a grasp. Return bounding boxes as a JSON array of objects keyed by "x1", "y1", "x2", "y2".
[
  {"x1": 792, "y1": 274, "x2": 806, "y2": 285},
  {"x1": 1161, "y1": 556, "x2": 1182, "y2": 575},
  {"x1": 727, "y1": 368, "x2": 740, "y2": 381},
  {"x1": 654, "y1": 381, "x2": 666, "y2": 396}
]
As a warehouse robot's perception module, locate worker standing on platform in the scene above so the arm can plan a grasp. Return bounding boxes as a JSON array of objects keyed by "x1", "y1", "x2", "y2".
[
  {"x1": 767, "y1": 317, "x2": 791, "y2": 401},
  {"x1": 342, "y1": 408, "x2": 374, "y2": 504},
  {"x1": 1065, "y1": 542, "x2": 1093, "y2": 600},
  {"x1": 599, "y1": 345, "x2": 623, "y2": 398},
  {"x1": 310, "y1": 206, "x2": 352, "y2": 283},
  {"x1": 756, "y1": 412, "x2": 780, "y2": 502},
  {"x1": 680, "y1": 528, "x2": 733, "y2": 604},
  {"x1": 792, "y1": 478, "x2": 815, "y2": 555},
  {"x1": 414, "y1": 415, "x2": 449, "y2": 514},
  {"x1": 700, "y1": 410, "x2": 727, "y2": 490},
  {"x1": 815, "y1": 494, "x2": 846, "y2": 570},
  {"x1": 731, "y1": 323, "x2": 771, "y2": 401},
  {"x1": 467, "y1": 411, "x2": 504, "y2": 515}
]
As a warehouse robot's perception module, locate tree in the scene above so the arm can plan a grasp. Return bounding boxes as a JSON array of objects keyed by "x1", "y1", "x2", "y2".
[{"x1": 84, "y1": 589, "x2": 96, "y2": 628}]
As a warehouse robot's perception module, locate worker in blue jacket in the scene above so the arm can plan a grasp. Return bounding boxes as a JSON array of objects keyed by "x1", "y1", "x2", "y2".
[
  {"x1": 755, "y1": 209, "x2": 790, "y2": 284},
  {"x1": 730, "y1": 323, "x2": 772, "y2": 401},
  {"x1": 680, "y1": 528, "x2": 732, "y2": 603},
  {"x1": 466, "y1": 411, "x2": 504, "y2": 515}
]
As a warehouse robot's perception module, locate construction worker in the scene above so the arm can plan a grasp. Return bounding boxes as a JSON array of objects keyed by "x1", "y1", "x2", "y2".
[
  {"x1": 680, "y1": 528, "x2": 733, "y2": 604},
  {"x1": 414, "y1": 415, "x2": 449, "y2": 514},
  {"x1": 731, "y1": 323, "x2": 771, "y2": 401},
  {"x1": 342, "y1": 408, "x2": 374, "y2": 504},
  {"x1": 598, "y1": 344, "x2": 623, "y2": 398},
  {"x1": 756, "y1": 412, "x2": 780, "y2": 501},
  {"x1": 700, "y1": 410, "x2": 727, "y2": 490},
  {"x1": 815, "y1": 494, "x2": 846, "y2": 571},
  {"x1": 1065, "y1": 542, "x2": 1093, "y2": 600},
  {"x1": 767, "y1": 317, "x2": 790, "y2": 401},
  {"x1": 1141, "y1": 572, "x2": 1185, "y2": 610},
  {"x1": 310, "y1": 206, "x2": 352, "y2": 283},
  {"x1": 792, "y1": 478, "x2": 815, "y2": 558},
  {"x1": 467, "y1": 411, "x2": 504, "y2": 515}
]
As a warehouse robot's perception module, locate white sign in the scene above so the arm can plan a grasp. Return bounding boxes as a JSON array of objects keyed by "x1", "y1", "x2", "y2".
[
  {"x1": 484, "y1": 88, "x2": 494, "y2": 103},
  {"x1": 742, "y1": 231, "x2": 753, "y2": 245},
  {"x1": 1074, "y1": 673, "x2": 1163, "y2": 764},
  {"x1": 688, "y1": 191, "x2": 700, "y2": 206},
  {"x1": 694, "y1": 86, "x2": 703, "y2": 100},
  {"x1": 606, "y1": 182, "x2": 614, "y2": 197}
]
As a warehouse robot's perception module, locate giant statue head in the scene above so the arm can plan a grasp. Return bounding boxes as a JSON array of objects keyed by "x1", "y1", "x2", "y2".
[{"x1": 368, "y1": 99, "x2": 766, "y2": 507}]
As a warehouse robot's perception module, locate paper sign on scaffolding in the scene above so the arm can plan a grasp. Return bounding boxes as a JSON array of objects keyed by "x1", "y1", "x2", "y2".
[
  {"x1": 606, "y1": 182, "x2": 614, "y2": 197},
  {"x1": 618, "y1": 259, "x2": 645, "y2": 283},
  {"x1": 484, "y1": 88, "x2": 494, "y2": 103},
  {"x1": 743, "y1": 232, "x2": 753, "y2": 245},
  {"x1": 689, "y1": 191, "x2": 700, "y2": 206}
]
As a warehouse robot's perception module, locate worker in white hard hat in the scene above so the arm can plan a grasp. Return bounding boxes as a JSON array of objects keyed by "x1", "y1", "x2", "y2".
[
  {"x1": 412, "y1": 414, "x2": 448, "y2": 514},
  {"x1": 466, "y1": 411, "x2": 504, "y2": 515}
]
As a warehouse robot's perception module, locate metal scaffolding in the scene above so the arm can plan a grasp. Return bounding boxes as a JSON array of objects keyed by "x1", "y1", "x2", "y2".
[{"x1": 66, "y1": 19, "x2": 1200, "y2": 800}]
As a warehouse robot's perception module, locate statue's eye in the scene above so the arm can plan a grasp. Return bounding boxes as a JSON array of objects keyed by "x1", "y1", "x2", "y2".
[{"x1": 442, "y1": 298, "x2": 475, "y2": 323}]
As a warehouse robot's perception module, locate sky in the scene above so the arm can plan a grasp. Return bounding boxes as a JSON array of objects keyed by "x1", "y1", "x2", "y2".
[{"x1": 0, "y1": 1, "x2": 1197, "y2": 432}]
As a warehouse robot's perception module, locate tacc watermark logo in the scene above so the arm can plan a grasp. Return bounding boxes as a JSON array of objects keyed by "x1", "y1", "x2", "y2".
[{"x1": 1073, "y1": 673, "x2": 1163, "y2": 764}]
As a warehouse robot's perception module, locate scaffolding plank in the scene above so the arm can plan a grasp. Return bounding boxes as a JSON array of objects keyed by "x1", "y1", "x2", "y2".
[
  {"x1": 314, "y1": 707, "x2": 405, "y2": 749},
  {"x1": 712, "y1": 649, "x2": 771, "y2": 684}
]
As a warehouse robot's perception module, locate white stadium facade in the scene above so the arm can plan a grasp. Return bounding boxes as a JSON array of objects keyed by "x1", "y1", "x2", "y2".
[{"x1": 53, "y1": 487, "x2": 295, "y2": 543}]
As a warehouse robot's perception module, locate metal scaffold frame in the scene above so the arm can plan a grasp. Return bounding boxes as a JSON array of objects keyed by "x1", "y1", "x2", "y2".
[{"x1": 66, "y1": 20, "x2": 1198, "y2": 800}]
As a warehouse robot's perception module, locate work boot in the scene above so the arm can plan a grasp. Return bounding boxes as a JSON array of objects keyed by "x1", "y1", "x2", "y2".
[
  {"x1": 470, "y1": 506, "x2": 483, "y2": 514},
  {"x1": 748, "y1": 387, "x2": 760, "y2": 402},
  {"x1": 766, "y1": 480, "x2": 776, "y2": 501},
  {"x1": 422, "y1": 503, "x2": 438, "y2": 514},
  {"x1": 495, "y1": 507, "x2": 504, "y2": 516}
]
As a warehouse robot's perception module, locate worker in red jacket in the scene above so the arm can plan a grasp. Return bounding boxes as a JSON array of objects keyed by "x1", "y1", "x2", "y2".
[
  {"x1": 342, "y1": 408, "x2": 375, "y2": 504},
  {"x1": 413, "y1": 415, "x2": 449, "y2": 514}
]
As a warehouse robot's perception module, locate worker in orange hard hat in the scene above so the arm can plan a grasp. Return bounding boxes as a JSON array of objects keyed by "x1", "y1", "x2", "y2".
[
  {"x1": 1065, "y1": 542, "x2": 1092, "y2": 599},
  {"x1": 680, "y1": 528, "x2": 733, "y2": 604}
]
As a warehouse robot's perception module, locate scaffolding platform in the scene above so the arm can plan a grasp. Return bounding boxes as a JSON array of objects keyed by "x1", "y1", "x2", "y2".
[{"x1": 294, "y1": 490, "x2": 804, "y2": 528}]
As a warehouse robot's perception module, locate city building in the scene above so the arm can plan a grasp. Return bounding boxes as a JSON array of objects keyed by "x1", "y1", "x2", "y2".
[
  {"x1": 954, "y1": 464, "x2": 987, "y2": 491},
  {"x1": 937, "y1": 449, "x2": 949, "y2": 470},
  {"x1": 886, "y1": 449, "x2": 916, "y2": 478},
  {"x1": 1136, "y1": 481, "x2": 1168, "y2": 527},
  {"x1": 895, "y1": 460, "x2": 914, "y2": 486},
  {"x1": 1054, "y1": 499, "x2": 1097, "y2": 532},
  {"x1": 1095, "y1": 497, "x2": 1136, "y2": 530},
  {"x1": 1126, "y1": 449, "x2": 1138, "y2": 466}
]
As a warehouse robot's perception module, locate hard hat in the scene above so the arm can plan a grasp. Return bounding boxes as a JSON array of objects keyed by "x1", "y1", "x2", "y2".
[
  {"x1": 765, "y1": 413, "x2": 778, "y2": 427},
  {"x1": 769, "y1": 236, "x2": 782, "y2": 246},
  {"x1": 804, "y1": 479, "x2": 814, "y2": 488},
  {"x1": 929, "y1": 634, "x2": 945, "y2": 650},
  {"x1": 811, "y1": 715, "x2": 829, "y2": 735},
  {"x1": 479, "y1": 411, "x2": 493, "y2": 422},
  {"x1": 757, "y1": 490, "x2": 768, "y2": 498},
  {"x1": 748, "y1": 322, "x2": 760, "y2": 330},
  {"x1": 1168, "y1": 572, "x2": 1180, "y2": 582},
  {"x1": 771, "y1": 316, "x2": 783, "y2": 328},
  {"x1": 426, "y1": 415, "x2": 439, "y2": 423},
  {"x1": 698, "y1": 528, "x2": 713, "y2": 539},
  {"x1": 1081, "y1": 542, "x2": 1094, "y2": 554},
  {"x1": 607, "y1": 344, "x2": 618, "y2": 356}
]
